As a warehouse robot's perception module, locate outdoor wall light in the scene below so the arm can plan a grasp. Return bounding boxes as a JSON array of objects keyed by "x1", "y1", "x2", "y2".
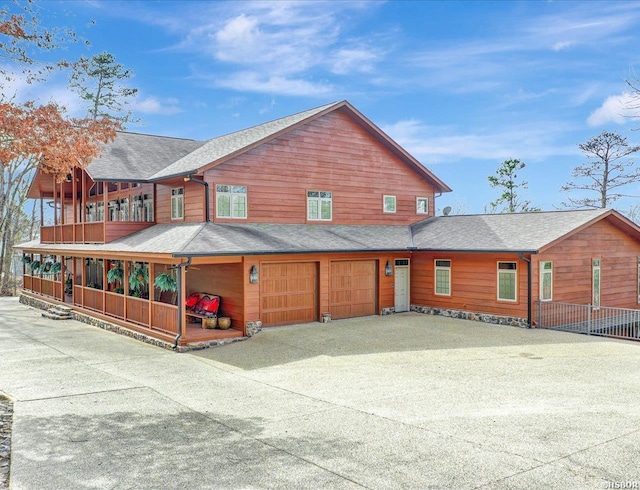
[
  {"x1": 249, "y1": 265, "x2": 259, "y2": 284},
  {"x1": 385, "y1": 260, "x2": 392, "y2": 276}
]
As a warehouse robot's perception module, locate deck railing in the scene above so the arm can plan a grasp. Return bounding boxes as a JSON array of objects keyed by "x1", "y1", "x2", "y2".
[
  {"x1": 83, "y1": 287, "x2": 104, "y2": 312},
  {"x1": 151, "y1": 302, "x2": 178, "y2": 334},
  {"x1": 105, "y1": 291, "x2": 125, "y2": 319},
  {"x1": 537, "y1": 301, "x2": 640, "y2": 341},
  {"x1": 126, "y1": 296, "x2": 150, "y2": 326}
]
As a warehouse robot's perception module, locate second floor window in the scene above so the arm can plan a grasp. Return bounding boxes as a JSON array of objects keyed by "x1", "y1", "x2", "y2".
[
  {"x1": 108, "y1": 200, "x2": 119, "y2": 221},
  {"x1": 119, "y1": 198, "x2": 129, "y2": 221},
  {"x1": 171, "y1": 188, "x2": 184, "y2": 220},
  {"x1": 96, "y1": 201, "x2": 104, "y2": 222},
  {"x1": 383, "y1": 195, "x2": 396, "y2": 213},
  {"x1": 216, "y1": 185, "x2": 247, "y2": 219},
  {"x1": 132, "y1": 196, "x2": 143, "y2": 221},
  {"x1": 417, "y1": 197, "x2": 429, "y2": 214},
  {"x1": 307, "y1": 191, "x2": 332, "y2": 221},
  {"x1": 143, "y1": 194, "x2": 154, "y2": 222}
]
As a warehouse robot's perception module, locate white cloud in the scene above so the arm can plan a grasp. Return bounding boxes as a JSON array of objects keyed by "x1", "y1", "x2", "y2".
[
  {"x1": 161, "y1": 1, "x2": 385, "y2": 96},
  {"x1": 381, "y1": 119, "x2": 578, "y2": 163},
  {"x1": 330, "y1": 48, "x2": 380, "y2": 75},
  {"x1": 587, "y1": 92, "x2": 637, "y2": 126},
  {"x1": 552, "y1": 41, "x2": 575, "y2": 51},
  {"x1": 211, "y1": 71, "x2": 335, "y2": 97},
  {"x1": 132, "y1": 96, "x2": 182, "y2": 115},
  {"x1": 406, "y1": 3, "x2": 640, "y2": 94}
]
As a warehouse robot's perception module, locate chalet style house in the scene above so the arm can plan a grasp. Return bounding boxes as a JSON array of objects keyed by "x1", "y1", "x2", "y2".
[{"x1": 17, "y1": 101, "x2": 640, "y2": 348}]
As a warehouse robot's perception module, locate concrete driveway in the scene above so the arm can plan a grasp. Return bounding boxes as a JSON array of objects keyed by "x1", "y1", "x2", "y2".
[{"x1": 1, "y1": 296, "x2": 639, "y2": 489}]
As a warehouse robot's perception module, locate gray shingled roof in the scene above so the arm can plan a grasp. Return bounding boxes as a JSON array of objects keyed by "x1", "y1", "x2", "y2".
[
  {"x1": 148, "y1": 102, "x2": 340, "y2": 180},
  {"x1": 87, "y1": 132, "x2": 205, "y2": 181},
  {"x1": 177, "y1": 222, "x2": 412, "y2": 256},
  {"x1": 410, "y1": 208, "x2": 611, "y2": 252},
  {"x1": 16, "y1": 223, "x2": 205, "y2": 255},
  {"x1": 16, "y1": 222, "x2": 410, "y2": 256},
  {"x1": 17, "y1": 209, "x2": 621, "y2": 257}
]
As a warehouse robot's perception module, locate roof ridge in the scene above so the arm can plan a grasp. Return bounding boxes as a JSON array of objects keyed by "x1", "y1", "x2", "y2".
[
  {"x1": 113, "y1": 130, "x2": 203, "y2": 142},
  {"x1": 201, "y1": 101, "x2": 341, "y2": 143},
  {"x1": 147, "y1": 101, "x2": 343, "y2": 181}
]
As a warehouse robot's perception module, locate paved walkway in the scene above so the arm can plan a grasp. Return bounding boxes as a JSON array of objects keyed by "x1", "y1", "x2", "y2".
[{"x1": 1, "y1": 296, "x2": 639, "y2": 489}]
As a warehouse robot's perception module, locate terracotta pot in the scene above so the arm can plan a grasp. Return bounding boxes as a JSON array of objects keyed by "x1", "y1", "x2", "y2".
[
  {"x1": 203, "y1": 317, "x2": 217, "y2": 329},
  {"x1": 218, "y1": 317, "x2": 231, "y2": 330}
]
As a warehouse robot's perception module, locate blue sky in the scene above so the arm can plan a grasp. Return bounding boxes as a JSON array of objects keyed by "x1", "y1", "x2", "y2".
[{"x1": 7, "y1": 1, "x2": 640, "y2": 214}]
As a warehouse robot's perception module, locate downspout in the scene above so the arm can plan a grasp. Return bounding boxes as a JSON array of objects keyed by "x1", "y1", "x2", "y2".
[
  {"x1": 173, "y1": 256, "x2": 193, "y2": 349},
  {"x1": 518, "y1": 253, "x2": 532, "y2": 328},
  {"x1": 186, "y1": 175, "x2": 210, "y2": 222}
]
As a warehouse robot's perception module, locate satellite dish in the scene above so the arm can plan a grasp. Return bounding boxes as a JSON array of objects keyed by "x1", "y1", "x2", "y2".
[{"x1": 443, "y1": 206, "x2": 452, "y2": 216}]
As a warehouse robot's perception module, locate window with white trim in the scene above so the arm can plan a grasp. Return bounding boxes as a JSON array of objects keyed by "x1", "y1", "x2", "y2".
[
  {"x1": 171, "y1": 188, "x2": 184, "y2": 220},
  {"x1": 307, "y1": 191, "x2": 332, "y2": 221},
  {"x1": 383, "y1": 195, "x2": 396, "y2": 213},
  {"x1": 435, "y1": 259, "x2": 451, "y2": 296},
  {"x1": 497, "y1": 261, "x2": 517, "y2": 301},
  {"x1": 637, "y1": 257, "x2": 640, "y2": 304},
  {"x1": 119, "y1": 197, "x2": 129, "y2": 221},
  {"x1": 216, "y1": 185, "x2": 247, "y2": 219},
  {"x1": 592, "y1": 258, "x2": 600, "y2": 308},
  {"x1": 143, "y1": 194, "x2": 153, "y2": 222},
  {"x1": 108, "y1": 200, "x2": 119, "y2": 222},
  {"x1": 417, "y1": 197, "x2": 429, "y2": 214},
  {"x1": 540, "y1": 261, "x2": 553, "y2": 301},
  {"x1": 132, "y1": 196, "x2": 143, "y2": 221}
]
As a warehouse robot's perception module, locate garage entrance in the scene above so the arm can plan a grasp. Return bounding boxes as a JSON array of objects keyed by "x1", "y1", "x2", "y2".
[
  {"x1": 330, "y1": 260, "x2": 377, "y2": 320},
  {"x1": 261, "y1": 262, "x2": 318, "y2": 326}
]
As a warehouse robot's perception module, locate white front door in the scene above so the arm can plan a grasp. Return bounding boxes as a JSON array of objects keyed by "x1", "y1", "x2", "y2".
[{"x1": 394, "y1": 261, "x2": 410, "y2": 312}]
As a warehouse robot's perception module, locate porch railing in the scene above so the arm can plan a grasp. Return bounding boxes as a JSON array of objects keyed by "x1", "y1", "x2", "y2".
[{"x1": 537, "y1": 301, "x2": 640, "y2": 341}]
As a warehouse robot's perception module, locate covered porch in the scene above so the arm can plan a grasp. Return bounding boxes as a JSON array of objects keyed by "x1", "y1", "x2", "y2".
[{"x1": 19, "y1": 249, "x2": 247, "y2": 346}]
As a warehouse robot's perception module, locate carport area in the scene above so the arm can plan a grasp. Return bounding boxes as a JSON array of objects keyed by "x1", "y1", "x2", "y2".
[{"x1": 1, "y1": 296, "x2": 639, "y2": 489}]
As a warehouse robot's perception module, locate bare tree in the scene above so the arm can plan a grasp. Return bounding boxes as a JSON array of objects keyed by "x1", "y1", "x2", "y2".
[
  {"x1": 625, "y1": 69, "x2": 640, "y2": 122},
  {"x1": 561, "y1": 130, "x2": 640, "y2": 209},
  {"x1": 487, "y1": 159, "x2": 539, "y2": 213}
]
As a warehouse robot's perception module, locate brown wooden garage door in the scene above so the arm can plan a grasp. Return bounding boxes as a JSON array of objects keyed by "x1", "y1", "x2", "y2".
[
  {"x1": 330, "y1": 260, "x2": 377, "y2": 320},
  {"x1": 261, "y1": 262, "x2": 318, "y2": 326}
]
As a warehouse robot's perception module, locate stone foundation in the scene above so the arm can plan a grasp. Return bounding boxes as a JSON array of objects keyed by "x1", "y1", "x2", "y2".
[
  {"x1": 410, "y1": 304, "x2": 529, "y2": 328},
  {"x1": 20, "y1": 293, "x2": 255, "y2": 352},
  {"x1": 246, "y1": 320, "x2": 262, "y2": 337},
  {"x1": 381, "y1": 307, "x2": 395, "y2": 315}
]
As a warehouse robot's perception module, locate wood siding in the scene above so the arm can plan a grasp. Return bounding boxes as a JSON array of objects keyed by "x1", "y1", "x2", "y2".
[
  {"x1": 330, "y1": 260, "x2": 377, "y2": 319},
  {"x1": 244, "y1": 252, "x2": 403, "y2": 327},
  {"x1": 534, "y1": 218, "x2": 640, "y2": 310},
  {"x1": 187, "y1": 263, "x2": 245, "y2": 330},
  {"x1": 156, "y1": 180, "x2": 205, "y2": 224},
  {"x1": 411, "y1": 252, "x2": 529, "y2": 319},
  {"x1": 260, "y1": 262, "x2": 318, "y2": 326},
  {"x1": 204, "y1": 110, "x2": 436, "y2": 225}
]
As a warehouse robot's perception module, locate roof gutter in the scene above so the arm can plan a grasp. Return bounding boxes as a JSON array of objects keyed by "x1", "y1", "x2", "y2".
[
  {"x1": 173, "y1": 256, "x2": 192, "y2": 349},
  {"x1": 184, "y1": 175, "x2": 210, "y2": 222},
  {"x1": 518, "y1": 253, "x2": 532, "y2": 328}
]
